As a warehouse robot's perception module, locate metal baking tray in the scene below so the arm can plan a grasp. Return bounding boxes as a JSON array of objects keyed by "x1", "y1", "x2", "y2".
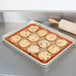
[{"x1": 2, "y1": 21, "x2": 75, "y2": 68}]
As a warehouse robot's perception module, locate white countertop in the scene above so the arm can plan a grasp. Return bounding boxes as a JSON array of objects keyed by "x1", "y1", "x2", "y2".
[{"x1": 0, "y1": 0, "x2": 76, "y2": 11}]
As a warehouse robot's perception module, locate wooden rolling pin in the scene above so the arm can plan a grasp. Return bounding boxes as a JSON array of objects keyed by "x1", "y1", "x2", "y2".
[{"x1": 48, "y1": 18, "x2": 76, "y2": 35}]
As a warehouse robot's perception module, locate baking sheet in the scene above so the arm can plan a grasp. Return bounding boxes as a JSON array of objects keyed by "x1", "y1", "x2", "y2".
[{"x1": 2, "y1": 21, "x2": 75, "y2": 68}]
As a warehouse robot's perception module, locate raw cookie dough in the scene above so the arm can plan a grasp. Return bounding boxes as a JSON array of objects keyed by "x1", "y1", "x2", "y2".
[
  {"x1": 20, "y1": 30, "x2": 30, "y2": 37},
  {"x1": 27, "y1": 45, "x2": 40, "y2": 54},
  {"x1": 28, "y1": 34, "x2": 39, "y2": 42},
  {"x1": 38, "y1": 51, "x2": 52, "y2": 61},
  {"x1": 37, "y1": 30, "x2": 48, "y2": 36},
  {"x1": 56, "y1": 39, "x2": 68, "y2": 47},
  {"x1": 48, "y1": 45, "x2": 60, "y2": 54},
  {"x1": 19, "y1": 39, "x2": 30, "y2": 47},
  {"x1": 38, "y1": 39, "x2": 50, "y2": 48},
  {"x1": 10, "y1": 35, "x2": 21, "y2": 43},
  {"x1": 28, "y1": 25, "x2": 39, "y2": 32},
  {"x1": 46, "y1": 34, "x2": 57, "y2": 41}
]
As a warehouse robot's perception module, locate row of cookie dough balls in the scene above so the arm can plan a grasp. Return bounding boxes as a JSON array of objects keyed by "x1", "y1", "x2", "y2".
[
  {"x1": 10, "y1": 25, "x2": 68, "y2": 47},
  {"x1": 9, "y1": 25, "x2": 68, "y2": 61}
]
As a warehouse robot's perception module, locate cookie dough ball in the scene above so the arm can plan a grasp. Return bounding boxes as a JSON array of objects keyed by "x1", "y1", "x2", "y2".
[
  {"x1": 10, "y1": 35, "x2": 21, "y2": 43},
  {"x1": 28, "y1": 25, "x2": 39, "y2": 32},
  {"x1": 27, "y1": 45, "x2": 40, "y2": 54},
  {"x1": 19, "y1": 39, "x2": 30, "y2": 48},
  {"x1": 20, "y1": 30, "x2": 30, "y2": 37},
  {"x1": 28, "y1": 34, "x2": 39, "y2": 42},
  {"x1": 48, "y1": 45, "x2": 60, "y2": 54},
  {"x1": 37, "y1": 30, "x2": 48, "y2": 37},
  {"x1": 38, "y1": 40, "x2": 50, "y2": 48},
  {"x1": 46, "y1": 34, "x2": 57, "y2": 41},
  {"x1": 56, "y1": 39, "x2": 68, "y2": 47},
  {"x1": 38, "y1": 51, "x2": 52, "y2": 61}
]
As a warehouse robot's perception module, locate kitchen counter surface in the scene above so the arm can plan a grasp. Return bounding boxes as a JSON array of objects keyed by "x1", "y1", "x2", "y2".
[{"x1": 0, "y1": 22, "x2": 76, "y2": 76}]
